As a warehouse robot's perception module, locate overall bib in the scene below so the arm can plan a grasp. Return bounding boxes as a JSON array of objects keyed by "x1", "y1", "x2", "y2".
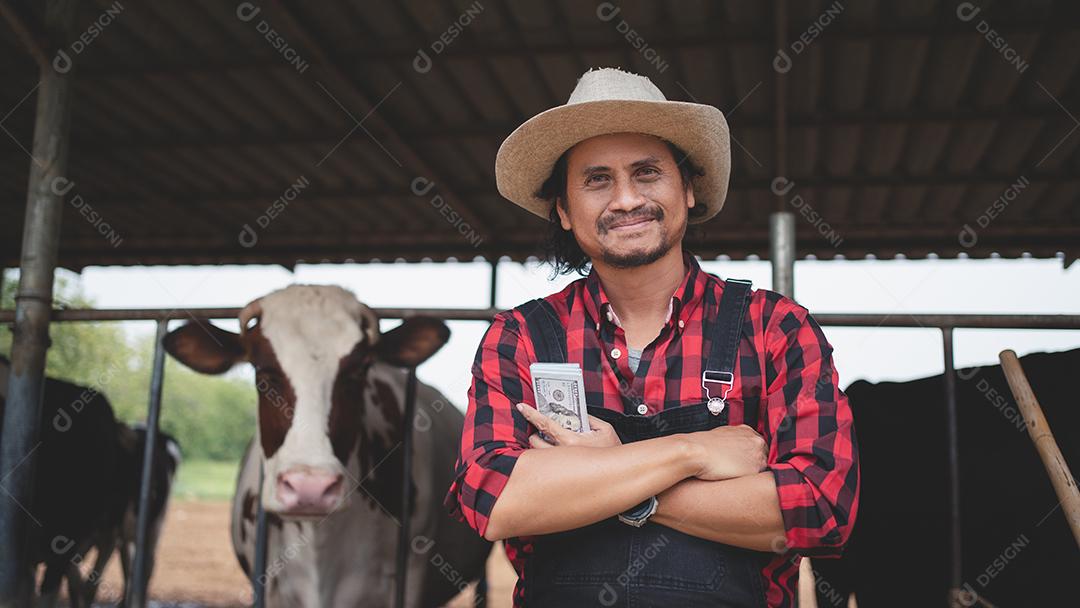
[{"x1": 519, "y1": 278, "x2": 770, "y2": 608}]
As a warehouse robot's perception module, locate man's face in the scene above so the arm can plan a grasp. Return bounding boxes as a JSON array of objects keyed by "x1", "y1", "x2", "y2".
[{"x1": 556, "y1": 132, "x2": 695, "y2": 269}]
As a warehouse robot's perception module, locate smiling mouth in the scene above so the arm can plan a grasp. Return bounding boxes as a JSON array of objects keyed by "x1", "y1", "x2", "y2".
[{"x1": 608, "y1": 217, "x2": 656, "y2": 231}]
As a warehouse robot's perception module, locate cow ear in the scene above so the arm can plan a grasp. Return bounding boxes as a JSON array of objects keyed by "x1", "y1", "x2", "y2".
[
  {"x1": 375, "y1": 316, "x2": 450, "y2": 368},
  {"x1": 163, "y1": 321, "x2": 245, "y2": 375}
]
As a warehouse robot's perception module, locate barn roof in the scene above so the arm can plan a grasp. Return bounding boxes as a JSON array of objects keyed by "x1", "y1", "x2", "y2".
[{"x1": 1, "y1": 0, "x2": 1078, "y2": 270}]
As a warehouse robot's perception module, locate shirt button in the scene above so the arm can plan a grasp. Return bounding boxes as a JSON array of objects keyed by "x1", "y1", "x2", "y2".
[
  {"x1": 605, "y1": 309, "x2": 614, "y2": 322},
  {"x1": 678, "y1": 320, "x2": 685, "y2": 329},
  {"x1": 610, "y1": 347, "x2": 622, "y2": 359},
  {"x1": 636, "y1": 403, "x2": 648, "y2": 415}
]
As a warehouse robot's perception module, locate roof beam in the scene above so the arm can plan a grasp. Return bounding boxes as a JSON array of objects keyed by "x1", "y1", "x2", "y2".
[
  {"x1": 12, "y1": 21, "x2": 1073, "y2": 79},
  {"x1": 262, "y1": 0, "x2": 493, "y2": 241},
  {"x1": 0, "y1": 0, "x2": 48, "y2": 68},
  {"x1": 44, "y1": 104, "x2": 1077, "y2": 153}
]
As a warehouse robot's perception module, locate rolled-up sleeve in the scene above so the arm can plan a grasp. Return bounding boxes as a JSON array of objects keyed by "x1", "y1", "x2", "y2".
[
  {"x1": 764, "y1": 302, "x2": 860, "y2": 557},
  {"x1": 444, "y1": 310, "x2": 532, "y2": 538}
]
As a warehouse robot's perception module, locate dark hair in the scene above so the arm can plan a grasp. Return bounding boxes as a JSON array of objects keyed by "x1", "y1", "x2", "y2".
[{"x1": 537, "y1": 138, "x2": 705, "y2": 276}]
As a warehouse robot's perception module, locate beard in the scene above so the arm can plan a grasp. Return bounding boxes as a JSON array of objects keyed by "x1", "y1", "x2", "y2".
[{"x1": 596, "y1": 203, "x2": 687, "y2": 269}]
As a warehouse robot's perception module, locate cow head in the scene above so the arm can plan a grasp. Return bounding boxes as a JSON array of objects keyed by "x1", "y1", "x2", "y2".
[{"x1": 163, "y1": 285, "x2": 449, "y2": 517}]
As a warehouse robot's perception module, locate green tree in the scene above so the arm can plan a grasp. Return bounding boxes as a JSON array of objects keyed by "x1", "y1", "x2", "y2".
[
  {"x1": 1, "y1": 269, "x2": 133, "y2": 384},
  {"x1": 2, "y1": 269, "x2": 256, "y2": 462}
]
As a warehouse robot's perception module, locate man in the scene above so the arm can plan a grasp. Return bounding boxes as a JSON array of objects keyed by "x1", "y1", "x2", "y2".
[{"x1": 445, "y1": 67, "x2": 859, "y2": 607}]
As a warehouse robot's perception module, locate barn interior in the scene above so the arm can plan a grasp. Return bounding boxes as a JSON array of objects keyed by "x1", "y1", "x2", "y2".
[{"x1": 1, "y1": 1, "x2": 1078, "y2": 607}]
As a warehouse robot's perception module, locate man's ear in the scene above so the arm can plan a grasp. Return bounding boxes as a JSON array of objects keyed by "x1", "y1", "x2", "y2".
[
  {"x1": 375, "y1": 316, "x2": 450, "y2": 368},
  {"x1": 555, "y1": 198, "x2": 573, "y2": 231},
  {"x1": 163, "y1": 321, "x2": 245, "y2": 375}
]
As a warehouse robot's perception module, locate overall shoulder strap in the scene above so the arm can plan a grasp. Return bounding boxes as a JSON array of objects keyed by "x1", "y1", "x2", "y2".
[
  {"x1": 704, "y1": 278, "x2": 753, "y2": 387},
  {"x1": 518, "y1": 298, "x2": 567, "y2": 364}
]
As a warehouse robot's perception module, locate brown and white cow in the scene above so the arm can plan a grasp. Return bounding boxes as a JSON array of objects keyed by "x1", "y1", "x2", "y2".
[{"x1": 164, "y1": 285, "x2": 490, "y2": 607}]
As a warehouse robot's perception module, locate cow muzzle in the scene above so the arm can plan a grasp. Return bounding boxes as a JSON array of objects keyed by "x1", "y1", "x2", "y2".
[{"x1": 275, "y1": 468, "x2": 346, "y2": 516}]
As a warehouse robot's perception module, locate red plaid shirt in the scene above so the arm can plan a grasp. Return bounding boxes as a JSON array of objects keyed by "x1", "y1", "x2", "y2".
[{"x1": 445, "y1": 251, "x2": 859, "y2": 607}]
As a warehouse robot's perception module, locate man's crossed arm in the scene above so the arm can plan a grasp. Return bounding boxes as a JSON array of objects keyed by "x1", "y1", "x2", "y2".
[{"x1": 483, "y1": 403, "x2": 786, "y2": 553}]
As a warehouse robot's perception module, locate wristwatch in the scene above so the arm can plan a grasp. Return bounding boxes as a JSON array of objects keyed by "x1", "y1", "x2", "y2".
[{"x1": 617, "y1": 495, "x2": 659, "y2": 527}]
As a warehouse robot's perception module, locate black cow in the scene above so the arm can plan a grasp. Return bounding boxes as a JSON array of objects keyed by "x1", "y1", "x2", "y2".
[
  {"x1": 812, "y1": 347, "x2": 1080, "y2": 607},
  {"x1": 0, "y1": 355, "x2": 125, "y2": 606},
  {"x1": 80, "y1": 424, "x2": 182, "y2": 607},
  {"x1": 0, "y1": 356, "x2": 180, "y2": 607}
]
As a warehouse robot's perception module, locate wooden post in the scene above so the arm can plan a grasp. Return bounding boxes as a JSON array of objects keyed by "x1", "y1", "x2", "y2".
[{"x1": 999, "y1": 349, "x2": 1080, "y2": 547}]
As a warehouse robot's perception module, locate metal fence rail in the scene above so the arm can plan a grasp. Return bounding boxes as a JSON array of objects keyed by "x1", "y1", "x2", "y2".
[{"x1": 1, "y1": 306, "x2": 1078, "y2": 607}]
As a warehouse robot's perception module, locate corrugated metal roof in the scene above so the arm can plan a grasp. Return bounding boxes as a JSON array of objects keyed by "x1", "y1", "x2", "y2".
[{"x1": 0, "y1": 0, "x2": 1077, "y2": 270}]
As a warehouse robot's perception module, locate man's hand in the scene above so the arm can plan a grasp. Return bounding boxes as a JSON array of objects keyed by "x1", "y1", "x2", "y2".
[
  {"x1": 682, "y1": 424, "x2": 768, "y2": 481},
  {"x1": 516, "y1": 402, "x2": 622, "y2": 448}
]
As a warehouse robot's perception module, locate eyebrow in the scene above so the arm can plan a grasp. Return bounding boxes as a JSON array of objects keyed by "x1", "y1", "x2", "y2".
[{"x1": 580, "y1": 155, "x2": 663, "y2": 175}]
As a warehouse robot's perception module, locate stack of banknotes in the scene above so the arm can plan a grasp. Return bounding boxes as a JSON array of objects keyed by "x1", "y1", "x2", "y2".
[{"x1": 529, "y1": 362, "x2": 591, "y2": 437}]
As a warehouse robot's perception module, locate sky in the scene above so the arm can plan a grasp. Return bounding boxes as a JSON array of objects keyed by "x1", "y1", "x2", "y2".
[{"x1": 15, "y1": 255, "x2": 1078, "y2": 415}]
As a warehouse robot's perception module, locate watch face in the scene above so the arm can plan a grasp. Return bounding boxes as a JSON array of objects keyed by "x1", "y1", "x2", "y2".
[{"x1": 621, "y1": 496, "x2": 657, "y2": 525}]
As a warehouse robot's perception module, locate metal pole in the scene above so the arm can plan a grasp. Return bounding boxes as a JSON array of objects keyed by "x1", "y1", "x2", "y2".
[
  {"x1": 126, "y1": 319, "x2": 169, "y2": 608},
  {"x1": 252, "y1": 462, "x2": 268, "y2": 608},
  {"x1": 942, "y1": 328, "x2": 963, "y2": 607},
  {"x1": 774, "y1": 0, "x2": 788, "y2": 195},
  {"x1": 395, "y1": 366, "x2": 419, "y2": 608},
  {"x1": 770, "y1": 212, "x2": 796, "y2": 298},
  {"x1": 0, "y1": 2, "x2": 77, "y2": 605},
  {"x1": 489, "y1": 258, "x2": 498, "y2": 309},
  {"x1": 770, "y1": 0, "x2": 795, "y2": 299}
]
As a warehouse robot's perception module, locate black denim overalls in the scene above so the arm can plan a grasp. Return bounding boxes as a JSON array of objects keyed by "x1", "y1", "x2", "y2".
[{"x1": 519, "y1": 278, "x2": 770, "y2": 608}]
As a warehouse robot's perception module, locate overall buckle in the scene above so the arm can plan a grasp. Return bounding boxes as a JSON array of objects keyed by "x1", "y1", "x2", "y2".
[{"x1": 702, "y1": 370, "x2": 734, "y2": 415}]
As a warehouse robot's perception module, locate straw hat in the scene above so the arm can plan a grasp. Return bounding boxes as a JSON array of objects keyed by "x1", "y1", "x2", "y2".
[{"x1": 495, "y1": 67, "x2": 731, "y2": 224}]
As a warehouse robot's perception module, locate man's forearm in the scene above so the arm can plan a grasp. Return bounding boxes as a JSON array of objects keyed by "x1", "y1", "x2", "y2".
[
  {"x1": 484, "y1": 435, "x2": 699, "y2": 541},
  {"x1": 651, "y1": 471, "x2": 786, "y2": 552}
]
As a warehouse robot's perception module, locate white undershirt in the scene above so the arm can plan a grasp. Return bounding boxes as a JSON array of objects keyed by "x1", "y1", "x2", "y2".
[{"x1": 627, "y1": 346, "x2": 643, "y2": 374}]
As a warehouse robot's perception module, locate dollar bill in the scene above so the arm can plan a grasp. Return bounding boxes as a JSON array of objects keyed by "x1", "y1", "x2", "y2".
[{"x1": 529, "y1": 362, "x2": 591, "y2": 437}]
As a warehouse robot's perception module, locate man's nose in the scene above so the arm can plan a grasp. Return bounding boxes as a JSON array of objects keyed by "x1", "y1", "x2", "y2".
[{"x1": 607, "y1": 176, "x2": 647, "y2": 213}]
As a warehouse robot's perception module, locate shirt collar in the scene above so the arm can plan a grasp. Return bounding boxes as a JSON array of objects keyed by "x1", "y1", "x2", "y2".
[{"x1": 582, "y1": 250, "x2": 706, "y2": 334}]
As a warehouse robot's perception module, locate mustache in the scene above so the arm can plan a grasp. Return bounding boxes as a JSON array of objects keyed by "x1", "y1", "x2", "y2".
[{"x1": 598, "y1": 205, "x2": 664, "y2": 233}]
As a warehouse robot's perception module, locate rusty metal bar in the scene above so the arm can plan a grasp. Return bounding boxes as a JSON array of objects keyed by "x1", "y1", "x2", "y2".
[
  {"x1": 126, "y1": 319, "x2": 169, "y2": 607},
  {"x1": 2, "y1": 308, "x2": 1079, "y2": 329},
  {"x1": 942, "y1": 328, "x2": 963, "y2": 607},
  {"x1": 814, "y1": 314, "x2": 1080, "y2": 329},
  {"x1": 0, "y1": 307, "x2": 501, "y2": 323},
  {"x1": 396, "y1": 366, "x2": 419, "y2": 608}
]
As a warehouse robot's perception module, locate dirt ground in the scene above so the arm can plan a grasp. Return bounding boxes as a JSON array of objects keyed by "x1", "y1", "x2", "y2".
[
  {"x1": 67, "y1": 498, "x2": 516, "y2": 607},
  {"x1": 59, "y1": 498, "x2": 834, "y2": 607}
]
